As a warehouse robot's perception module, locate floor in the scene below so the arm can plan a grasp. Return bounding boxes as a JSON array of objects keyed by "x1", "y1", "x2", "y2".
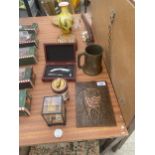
[
  {"x1": 104, "y1": 132, "x2": 135, "y2": 155},
  {"x1": 19, "y1": 132, "x2": 135, "y2": 155}
]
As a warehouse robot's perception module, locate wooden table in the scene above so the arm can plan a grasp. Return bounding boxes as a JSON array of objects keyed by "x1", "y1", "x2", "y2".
[{"x1": 19, "y1": 15, "x2": 128, "y2": 146}]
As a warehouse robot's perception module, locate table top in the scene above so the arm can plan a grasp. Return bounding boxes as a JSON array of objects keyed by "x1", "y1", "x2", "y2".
[{"x1": 19, "y1": 15, "x2": 128, "y2": 146}]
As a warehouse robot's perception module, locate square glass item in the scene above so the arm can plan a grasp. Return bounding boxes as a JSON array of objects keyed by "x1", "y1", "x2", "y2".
[{"x1": 42, "y1": 95, "x2": 66, "y2": 126}]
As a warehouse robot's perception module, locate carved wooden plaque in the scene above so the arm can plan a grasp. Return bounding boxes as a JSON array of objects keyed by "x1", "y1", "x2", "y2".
[{"x1": 76, "y1": 81, "x2": 116, "y2": 127}]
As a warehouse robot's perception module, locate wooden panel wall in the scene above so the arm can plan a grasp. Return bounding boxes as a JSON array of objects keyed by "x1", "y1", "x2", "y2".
[{"x1": 91, "y1": 0, "x2": 135, "y2": 127}]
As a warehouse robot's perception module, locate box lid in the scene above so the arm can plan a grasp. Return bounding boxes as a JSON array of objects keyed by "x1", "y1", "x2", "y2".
[
  {"x1": 19, "y1": 89, "x2": 32, "y2": 113},
  {"x1": 19, "y1": 30, "x2": 39, "y2": 48},
  {"x1": 19, "y1": 89, "x2": 27, "y2": 108},
  {"x1": 19, "y1": 31, "x2": 36, "y2": 43},
  {"x1": 42, "y1": 96, "x2": 63, "y2": 114},
  {"x1": 19, "y1": 66, "x2": 32, "y2": 82},
  {"x1": 19, "y1": 23, "x2": 39, "y2": 34},
  {"x1": 19, "y1": 46, "x2": 36, "y2": 59},
  {"x1": 44, "y1": 43, "x2": 76, "y2": 64}
]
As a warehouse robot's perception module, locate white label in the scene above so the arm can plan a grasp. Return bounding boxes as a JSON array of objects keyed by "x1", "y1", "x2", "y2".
[
  {"x1": 96, "y1": 81, "x2": 106, "y2": 86},
  {"x1": 54, "y1": 129, "x2": 63, "y2": 138}
]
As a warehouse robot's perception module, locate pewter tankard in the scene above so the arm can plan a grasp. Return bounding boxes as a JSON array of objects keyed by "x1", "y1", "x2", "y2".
[{"x1": 78, "y1": 44, "x2": 103, "y2": 75}]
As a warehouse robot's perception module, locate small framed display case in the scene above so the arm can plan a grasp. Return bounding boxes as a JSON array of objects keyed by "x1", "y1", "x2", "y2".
[
  {"x1": 19, "y1": 30, "x2": 39, "y2": 48},
  {"x1": 19, "y1": 46, "x2": 38, "y2": 66},
  {"x1": 19, "y1": 66, "x2": 36, "y2": 89},
  {"x1": 19, "y1": 89, "x2": 32, "y2": 116},
  {"x1": 19, "y1": 23, "x2": 39, "y2": 34},
  {"x1": 42, "y1": 43, "x2": 76, "y2": 81},
  {"x1": 42, "y1": 95, "x2": 66, "y2": 126}
]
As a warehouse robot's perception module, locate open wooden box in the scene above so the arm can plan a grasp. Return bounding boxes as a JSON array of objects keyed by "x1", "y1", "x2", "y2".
[{"x1": 42, "y1": 43, "x2": 76, "y2": 81}]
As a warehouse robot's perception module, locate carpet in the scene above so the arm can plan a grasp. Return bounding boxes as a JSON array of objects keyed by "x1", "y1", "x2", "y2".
[{"x1": 29, "y1": 140, "x2": 99, "y2": 155}]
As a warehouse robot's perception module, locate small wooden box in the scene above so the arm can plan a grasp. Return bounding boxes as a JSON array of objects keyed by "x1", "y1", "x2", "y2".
[
  {"x1": 19, "y1": 46, "x2": 38, "y2": 66},
  {"x1": 19, "y1": 89, "x2": 32, "y2": 116},
  {"x1": 42, "y1": 43, "x2": 76, "y2": 81},
  {"x1": 42, "y1": 95, "x2": 66, "y2": 126},
  {"x1": 19, "y1": 23, "x2": 39, "y2": 34},
  {"x1": 19, "y1": 30, "x2": 39, "y2": 48},
  {"x1": 19, "y1": 66, "x2": 36, "y2": 89}
]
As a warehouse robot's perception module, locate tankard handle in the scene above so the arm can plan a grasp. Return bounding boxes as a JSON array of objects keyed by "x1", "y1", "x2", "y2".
[{"x1": 78, "y1": 53, "x2": 85, "y2": 69}]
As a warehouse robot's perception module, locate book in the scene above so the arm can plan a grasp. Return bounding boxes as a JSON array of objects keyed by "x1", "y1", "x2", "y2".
[{"x1": 76, "y1": 81, "x2": 116, "y2": 127}]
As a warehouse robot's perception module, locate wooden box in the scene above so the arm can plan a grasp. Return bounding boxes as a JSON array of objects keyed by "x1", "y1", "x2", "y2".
[
  {"x1": 19, "y1": 89, "x2": 32, "y2": 116},
  {"x1": 19, "y1": 23, "x2": 39, "y2": 34},
  {"x1": 19, "y1": 30, "x2": 39, "y2": 48},
  {"x1": 19, "y1": 46, "x2": 38, "y2": 66},
  {"x1": 42, "y1": 43, "x2": 76, "y2": 81},
  {"x1": 19, "y1": 66, "x2": 36, "y2": 89}
]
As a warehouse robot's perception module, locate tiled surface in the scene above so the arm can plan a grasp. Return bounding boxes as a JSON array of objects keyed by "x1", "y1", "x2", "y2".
[{"x1": 104, "y1": 132, "x2": 135, "y2": 155}]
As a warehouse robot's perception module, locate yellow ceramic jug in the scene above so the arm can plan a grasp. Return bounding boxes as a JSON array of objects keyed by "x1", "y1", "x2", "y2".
[{"x1": 56, "y1": 1, "x2": 73, "y2": 34}]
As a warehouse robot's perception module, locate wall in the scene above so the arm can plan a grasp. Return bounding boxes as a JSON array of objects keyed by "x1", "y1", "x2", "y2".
[{"x1": 91, "y1": 0, "x2": 135, "y2": 127}]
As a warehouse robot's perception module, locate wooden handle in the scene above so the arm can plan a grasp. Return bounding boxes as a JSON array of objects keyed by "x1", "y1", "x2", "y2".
[{"x1": 78, "y1": 53, "x2": 85, "y2": 69}]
